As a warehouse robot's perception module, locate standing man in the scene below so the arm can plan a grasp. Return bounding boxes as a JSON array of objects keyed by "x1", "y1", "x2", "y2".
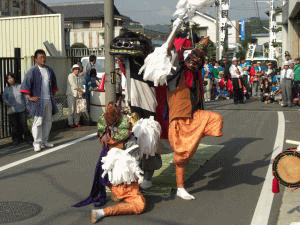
[
  {"x1": 230, "y1": 58, "x2": 243, "y2": 104},
  {"x1": 280, "y1": 61, "x2": 294, "y2": 107},
  {"x1": 84, "y1": 55, "x2": 97, "y2": 124},
  {"x1": 240, "y1": 59, "x2": 251, "y2": 99},
  {"x1": 21, "y1": 49, "x2": 58, "y2": 152},
  {"x1": 85, "y1": 55, "x2": 97, "y2": 77}
]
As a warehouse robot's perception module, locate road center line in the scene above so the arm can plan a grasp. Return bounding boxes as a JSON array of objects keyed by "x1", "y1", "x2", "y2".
[
  {"x1": 0, "y1": 133, "x2": 97, "y2": 172},
  {"x1": 251, "y1": 111, "x2": 285, "y2": 225}
]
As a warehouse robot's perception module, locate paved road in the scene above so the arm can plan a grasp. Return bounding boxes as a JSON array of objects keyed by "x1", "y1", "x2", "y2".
[{"x1": 0, "y1": 99, "x2": 299, "y2": 225}]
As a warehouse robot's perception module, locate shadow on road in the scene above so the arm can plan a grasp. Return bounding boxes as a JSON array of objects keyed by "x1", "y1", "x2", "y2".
[{"x1": 186, "y1": 137, "x2": 271, "y2": 193}]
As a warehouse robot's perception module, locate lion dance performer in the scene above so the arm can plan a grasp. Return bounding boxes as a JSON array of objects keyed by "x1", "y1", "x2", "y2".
[
  {"x1": 167, "y1": 37, "x2": 224, "y2": 200},
  {"x1": 73, "y1": 102, "x2": 161, "y2": 223},
  {"x1": 110, "y1": 30, "x2": 164, "y2": 189}
]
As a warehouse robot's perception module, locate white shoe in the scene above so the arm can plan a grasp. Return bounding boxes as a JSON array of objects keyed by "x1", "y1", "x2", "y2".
[
  {"x1": 34, "y1": 145, "x2": 41, "y2": 152},
  {"x1": 140, "y1": 180, "x2": 153, "y2": 189},
  {"x1": 90, "y1": 209, "x2": 104, "y2": 224},
  {"x1": 176, "y1": 188, "x2": 195, "y2": 200},
  {"x1": 42, "y1": 142, "x2": 54, "y2": 148}
]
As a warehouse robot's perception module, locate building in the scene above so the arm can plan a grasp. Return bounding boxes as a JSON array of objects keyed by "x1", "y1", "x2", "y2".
[
  {"x1": 227, "y1": 20, "x2": 240, "y2": 51},
  {"x1": 190, "y1": 11, "x2": 217, "y2": 43},
  {"x1": 0, "y1": 0, "x2": 54, "y2": 17},
  {"x1": 49, "y1": 1, "x2": 131, "y2": 55},
  {"x1": 282, "y1": 0, "x2": 300, "y2": 59}
]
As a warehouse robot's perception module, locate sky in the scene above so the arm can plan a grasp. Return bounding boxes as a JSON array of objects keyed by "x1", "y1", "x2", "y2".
[{"x1": 42, "y1": 0, "x2": 282, "y2": 25}]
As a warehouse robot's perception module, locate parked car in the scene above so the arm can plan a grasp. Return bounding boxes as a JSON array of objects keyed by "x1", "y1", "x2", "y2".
[{"x1": 81, "y1": 56, "x2": 105, "y2": 79}]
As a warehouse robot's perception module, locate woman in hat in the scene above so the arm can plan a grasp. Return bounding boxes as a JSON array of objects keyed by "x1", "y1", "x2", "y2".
[{"x1": 66, "y1": 64, "x2": 85, "y2": 128}]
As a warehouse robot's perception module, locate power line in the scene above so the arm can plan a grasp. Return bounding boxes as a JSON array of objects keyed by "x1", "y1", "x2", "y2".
[{"x1": 254, "y1": 0, "x2": 261, "y2": 18}]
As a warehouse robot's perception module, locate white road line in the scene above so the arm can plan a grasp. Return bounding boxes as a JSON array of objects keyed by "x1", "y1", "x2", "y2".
[
  {"x1": 251, "y1": 112, "x2": 285, "y2": 225},
  {"x1": 0, "y1": 133, "x2": 97, "y2": 172}
]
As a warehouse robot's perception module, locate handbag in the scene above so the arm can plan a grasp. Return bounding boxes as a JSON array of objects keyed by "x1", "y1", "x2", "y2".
[{"x1": 76, "y1": 97, "x2": 87, "y2": 114}]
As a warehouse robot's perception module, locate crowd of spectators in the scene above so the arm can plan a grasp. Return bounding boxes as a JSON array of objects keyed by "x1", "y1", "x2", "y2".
[{"x1": 202, "y1": 55, "x2": 300, "y2": 107}]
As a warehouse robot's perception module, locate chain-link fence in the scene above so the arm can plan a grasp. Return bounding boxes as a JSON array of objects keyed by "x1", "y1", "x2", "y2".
[{"x1": 53, "y1": 94, "x2": 68, "y2": 122}]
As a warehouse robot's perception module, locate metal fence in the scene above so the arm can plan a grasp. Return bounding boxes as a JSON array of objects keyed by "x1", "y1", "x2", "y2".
[{"x1": 66, "y1": 48, "x2": 104, "y2": 58}]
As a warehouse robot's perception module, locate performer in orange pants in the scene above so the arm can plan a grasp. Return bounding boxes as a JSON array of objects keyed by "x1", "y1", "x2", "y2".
[
  {"x1": 91, "y1": 183, "x2": 146, "y2": 223},
  {"x1": 167, "y1": 36, "x2": 223, "y2": 200}
]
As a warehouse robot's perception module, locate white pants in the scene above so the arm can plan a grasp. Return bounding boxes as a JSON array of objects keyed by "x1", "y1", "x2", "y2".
[
  {"x1": 67, "y1": 95, "x2": 80, "y2": 126},
  {"x1": 32, "y1": 99, "x2": 52, "y2": 147}
]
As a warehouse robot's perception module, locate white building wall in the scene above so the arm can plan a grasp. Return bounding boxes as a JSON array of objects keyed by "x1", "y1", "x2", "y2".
[
  {"x1": 190, "y1": 13, "x2": 216, "y2": 43},
  {"x1": 227, "y1": 21, "x2": 239, "y2": 49},
  {"x1": 69, "y1": 26, "x2": 123, "y2": 49},
  {"x1": 0, "y1": 14, "x2": 65, "y2": 57}
]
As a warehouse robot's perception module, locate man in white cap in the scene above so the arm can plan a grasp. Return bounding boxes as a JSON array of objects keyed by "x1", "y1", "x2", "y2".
[
  {"x1": 280, "y1": 61, "x2": 294, "y2": 107},
  {"x1": 230, "y1": 58, "x2": 243, "y2": 104}
]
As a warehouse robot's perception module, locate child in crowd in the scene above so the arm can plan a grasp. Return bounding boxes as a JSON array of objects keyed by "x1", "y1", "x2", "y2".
[
  {"x1": 270, "y1": 82, "x2": 281, "y2": 103},
  {"x1": 260, "y1": 78, "x2": 272, "y2": 103},
  {"x1": 2, "y1": 73, "x2": 32, "y2": 145}
]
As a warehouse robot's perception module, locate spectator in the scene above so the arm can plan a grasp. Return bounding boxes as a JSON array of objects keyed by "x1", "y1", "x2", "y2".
[
  {"x1": 293, "y1": 57, "x2": 300, "y2": 99},
  {"x1": 85, "y1": 55, "x2": 97, "y2": 78},
  {"x1": 283, "y1": 52, "x2": 292, "y2": 67},
  {"x1": 280, "y1": 61, "x2": 294, "y2": 107},
  {"x1": 202, "y1": 59, "x2": 213, "y2": 102},
  {"x1": 77, "y1": 61, "x2": 85, "y2": 77},
  {"x1": 266, "y1": 63, "x2": 275, "y2": 81},
  {"x1": 213, "y1": 61, "x2": 223, "y2": 83},
  {"x1": 85, "y1": 68, "x2": 100, "y2": 123},
  {"x1": 240, "y1": 59, "x2": 251, "y2": 99},
  {"x1": 21, "y1": 49, "x2": 58, "y2": 152},
  {"x1": 3, "y1": 73, "x2": 32, "y2": 145},
  {"x1": 260, "y1": 78, "x2": 271, "y2": 103},
  {"x1": 230, "y1": 58, "x2": 244, "y2": 104},
  {"x1": 66, "y1": 64, "x2": 85, "y2": 128},
  {"x1": 223, "y1": 57, "x2": 231, "y2": 80}
]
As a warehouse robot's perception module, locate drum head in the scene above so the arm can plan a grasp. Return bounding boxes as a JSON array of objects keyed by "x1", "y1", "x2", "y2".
[{"x1": 273, "y1": 151, "x2": 300, "y2": 187}]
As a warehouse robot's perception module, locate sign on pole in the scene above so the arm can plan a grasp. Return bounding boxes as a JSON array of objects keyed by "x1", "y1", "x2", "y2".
[{"x1": 240, "y1": 18, "x2": 246, "y2": 41}]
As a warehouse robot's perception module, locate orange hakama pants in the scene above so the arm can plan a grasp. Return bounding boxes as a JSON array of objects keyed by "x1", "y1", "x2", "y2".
[
  {"x1": 103, "y1": 182, "x2": 146, "y2": 216},
  {"x1": 168, "y1": 110, "x2": 223, "y2": 187}
]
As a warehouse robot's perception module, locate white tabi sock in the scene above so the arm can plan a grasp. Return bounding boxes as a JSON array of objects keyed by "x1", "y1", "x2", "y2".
[
  {"x1": 90, "y1": 209, "x2": 104, "y2": 223},
  {"x1": 176, "y1": 188, "x2": 195, "y2": 200}
]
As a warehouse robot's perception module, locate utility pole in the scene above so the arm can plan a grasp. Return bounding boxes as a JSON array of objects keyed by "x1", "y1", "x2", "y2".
[
  {"x1": 216, "y1": 0, "x2": 220, "y2": 61},
  {"x1": 104, "y1": 0, "x2": 116, "y2": 104}
]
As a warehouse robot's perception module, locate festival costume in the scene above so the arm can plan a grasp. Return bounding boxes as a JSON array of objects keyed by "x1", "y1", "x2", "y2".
[
  {"x1": 73, "y1": 103, "x2": 161, "y2": 222},
  {"x1": 110, "y1": 31, "x2": 163, "y2": 188},
  {"x1": 167, "y1": 39, "x2": 223, "y2": 192}
]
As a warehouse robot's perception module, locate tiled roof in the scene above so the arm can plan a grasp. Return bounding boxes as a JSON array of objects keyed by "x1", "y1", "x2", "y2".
[{"x1": 49, "y1": 2, "x2": 122, "y2": 20}]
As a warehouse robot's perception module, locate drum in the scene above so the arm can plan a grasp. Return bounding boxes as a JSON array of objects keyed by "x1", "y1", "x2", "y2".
[{"x1": 273, "y1": 150, "x2": 300, "y2": 188}]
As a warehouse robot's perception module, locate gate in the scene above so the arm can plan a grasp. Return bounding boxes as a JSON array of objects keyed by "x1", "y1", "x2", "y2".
[{"x1": 0, "y1": 48, "x2": 21, "y2": 139}]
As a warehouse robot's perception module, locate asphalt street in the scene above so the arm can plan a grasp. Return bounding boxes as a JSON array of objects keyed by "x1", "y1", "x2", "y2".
[{"x1": 0, "y1": 99, "x2": 300, "y2": 225}]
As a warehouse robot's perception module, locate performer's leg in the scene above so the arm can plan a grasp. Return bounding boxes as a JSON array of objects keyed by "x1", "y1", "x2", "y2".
[
  {"x1": 140, "y1": 169, "x2": 154, "y2": 189},
  {"x1": 90, "y1": 194, "x2": 145, "y2": 223},
  {"x1": 176, "y1": 164, "x2": 195, "y2": 200},
  {"x1": 140, "y1": 154, "x2": 162, "y2": 189},
  {"x1": 90, "y1": 183, "x2": 146, "y2": 223}
]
